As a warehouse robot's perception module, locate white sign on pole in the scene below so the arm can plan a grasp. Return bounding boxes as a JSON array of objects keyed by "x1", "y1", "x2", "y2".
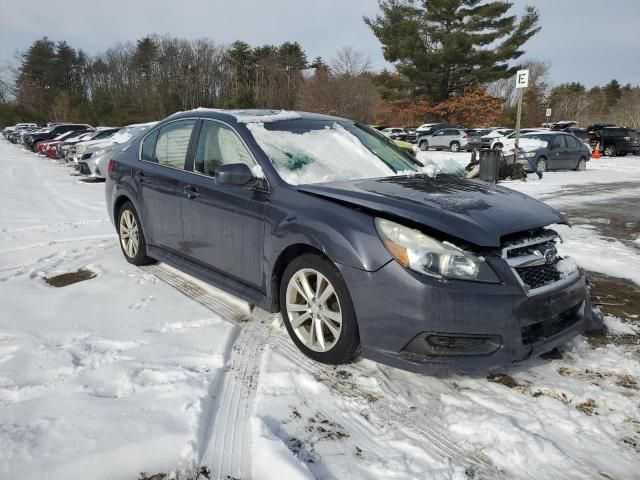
[
  {"x1": 546, "y1": 108, "x2": 552, "y2": 117},
  {"x1": 515, "y1": 69, "x2": 529, "y2": 89}
]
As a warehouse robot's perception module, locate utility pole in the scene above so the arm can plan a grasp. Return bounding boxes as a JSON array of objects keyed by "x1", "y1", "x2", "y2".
[{"x1": 514, "y1": 69, "x2": 529, "y2": 149}]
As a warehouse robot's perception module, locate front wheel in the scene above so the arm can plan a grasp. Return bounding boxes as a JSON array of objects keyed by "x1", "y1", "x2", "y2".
[
  {"x1": 117, "y1": 202, "x2": 155, "y2": 266},
  {"x1": 450, "y1": 141, "x2": 460, "y2": 152},
  {"x1": 536, "y1": 158, "x2": 547, "y2": 173},
  {"x1": 603, "y1": 145, "x2": 616, "y2": 156},
  {"x1": 280, "y1": 254, "x2": 360, "y2": 364},
  {"x1": 493, "y1": 143, "x2": 503, "y2": 151},
  {"x1": 419, "y1": 140, "x2": 429, "y2": 151}
]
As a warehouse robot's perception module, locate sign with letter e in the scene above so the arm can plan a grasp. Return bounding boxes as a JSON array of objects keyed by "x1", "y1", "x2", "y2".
[{"x1": 516, "y1": 70, "x2": 529, "y2": 88}]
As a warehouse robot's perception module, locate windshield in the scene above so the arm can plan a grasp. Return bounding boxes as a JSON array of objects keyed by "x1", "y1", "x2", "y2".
[{"x1": 247, "y1": 119, "x2": 421, "y2": 185}]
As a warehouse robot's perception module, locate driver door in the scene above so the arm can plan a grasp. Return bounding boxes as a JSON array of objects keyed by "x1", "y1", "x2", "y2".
[
  {"x1": 180, "y1": 120, "x2": 266, "y2": 289},
  {"x1": 431, "y1": 129, "x2": 447, "y2": 148}
]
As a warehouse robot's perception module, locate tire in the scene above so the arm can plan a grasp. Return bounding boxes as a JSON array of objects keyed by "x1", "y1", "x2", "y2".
[
  {"x1": 280, "y1": 254, "x2": 360, "y2": 365},
  {"x1": 493, "y1": 143, "x2": 503, "y2": 150},
  {"x1": 419, "y1": 140, "x2": 429, "y2": 151},
  {"x1": 536, "y1": 157, "x2": 547, "y2": 173},
  {"x1": 575, "y1": 158, "x2": 587, "y2": 171},
  {"x1": 450, "y1": 141, "x2": 460, "y2": 152},
  {"x1": 603, "y1": 144, "x2": 616, "y2": 156},
  {"x1": 116, "y1": 201, "x2": 155, "y2": 266}
]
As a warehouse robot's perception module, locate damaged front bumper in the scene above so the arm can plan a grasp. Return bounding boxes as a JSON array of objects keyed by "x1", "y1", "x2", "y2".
[{"x1": 338, "y1": 257, "x2": 603, "y2": 374}]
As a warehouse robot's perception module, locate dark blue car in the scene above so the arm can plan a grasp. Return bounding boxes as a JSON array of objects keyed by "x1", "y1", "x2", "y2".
[{"x1": 105, "y1": 109, "x2": 602, "y2": 372}]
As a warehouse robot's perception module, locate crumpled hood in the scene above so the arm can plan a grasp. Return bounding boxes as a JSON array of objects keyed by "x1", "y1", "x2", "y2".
[{"x1": 298, "y1": 174, "x2": 565, "y2": 248}]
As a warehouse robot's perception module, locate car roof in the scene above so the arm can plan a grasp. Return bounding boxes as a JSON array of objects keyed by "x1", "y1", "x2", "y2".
[{"x1": 168, "y1": 109, "x2": 347, "y2": 125}]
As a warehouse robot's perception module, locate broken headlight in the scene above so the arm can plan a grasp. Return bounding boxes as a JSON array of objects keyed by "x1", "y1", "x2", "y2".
[{"x1": 375, "y1": 218, "x2": 499, "y2": 283}]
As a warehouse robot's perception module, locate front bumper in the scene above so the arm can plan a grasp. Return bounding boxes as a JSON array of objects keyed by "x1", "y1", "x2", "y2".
[{"x1": 338, "y1": 259, "x2": 602, "y2": 373}]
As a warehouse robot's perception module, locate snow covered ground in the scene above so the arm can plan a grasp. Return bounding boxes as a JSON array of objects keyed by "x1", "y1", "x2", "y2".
[{"x1": 1, "y1": 141, "x2": 639, "y2": 480}]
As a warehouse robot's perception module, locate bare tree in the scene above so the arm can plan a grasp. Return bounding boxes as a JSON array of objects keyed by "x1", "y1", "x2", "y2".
[{"x1": 331, "y1": 47, "x2": 372, "y2": 77}]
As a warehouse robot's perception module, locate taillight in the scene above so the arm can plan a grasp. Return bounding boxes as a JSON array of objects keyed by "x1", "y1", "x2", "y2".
[{"x1": 107, "y1": 159, "x2": 115, "y2": 173}]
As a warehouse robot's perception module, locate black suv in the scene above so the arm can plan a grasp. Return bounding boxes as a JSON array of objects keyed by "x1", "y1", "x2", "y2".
[
  {"x1": 587, "y1": 125, "x2": 640, "y2": 156},
  {"x1": 25, "y1": 124, "x2": 93, "y2": 151}
]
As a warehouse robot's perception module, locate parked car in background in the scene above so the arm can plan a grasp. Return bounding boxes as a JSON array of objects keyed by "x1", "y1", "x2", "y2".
[
  {"x1": 25, "y1": 124, "x2": 93, "y2": 151},
  {"x1": 587, "y1": 125, "x2": 640, "y2": 156},
  {"x1": 417, "y1": 127, "x2": 481, "y2": 152},
  {"x1": 414, "y1": 123, "x2": 459, "y2": 137},
  {"x1": 78, "y1": 122, "x2": 157, "y2": 179},
  {"x1": 2, "y1": 123, "x2": 38, "y2": 139},
  {"x1": 105, "y1": 108, "x2": 601, "y2": 372},
  {"x1": 517, "y1": 131, "x2": 591, "y2": 173},
  {"x1": 381, "y1": 127, "x2": 407, "y2": 141},
  {"x1": 58, "y1": 127, "x2": 121, "y2": 160},
  {"x1": 481, "y1": 128, "x2": 515, "y2": 149},
  {"x1": 7, "y1": 126, "x2": 39, "y2": 144}
]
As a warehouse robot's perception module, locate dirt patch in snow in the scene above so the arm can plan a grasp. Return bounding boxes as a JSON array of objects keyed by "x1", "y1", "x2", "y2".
[
  {"x1": 559, "y1": 196, "x2": 640, "y2": 247},
  {"x1": 44, "y1": 268, "x2": 96, "y2": 287},
  {"x1": 487, "y1": 373, "x2": 521, "y2": 389}
]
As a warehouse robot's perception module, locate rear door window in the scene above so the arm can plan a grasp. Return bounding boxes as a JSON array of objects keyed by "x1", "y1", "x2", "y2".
[
  {"x1": 551, "y1": 136, "x2": 567, "y2": 148},
  {"x1": 153, "y1": 120, "x2": 196, "y2": 169}
]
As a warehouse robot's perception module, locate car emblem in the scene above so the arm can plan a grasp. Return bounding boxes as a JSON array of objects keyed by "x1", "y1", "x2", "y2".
[{"x1": 543, "y1": 247, "x2": 557, "y2": 265}]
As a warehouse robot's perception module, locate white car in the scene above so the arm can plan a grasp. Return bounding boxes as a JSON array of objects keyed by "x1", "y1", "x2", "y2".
[{"x1": 78, "y1": 122, "x2": 157, "y2": 179}]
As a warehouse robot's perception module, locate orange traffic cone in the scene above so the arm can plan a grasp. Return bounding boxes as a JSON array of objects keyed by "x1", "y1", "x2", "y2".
[{"x1": 592, "y1": 142, "x2": 600, "y2": 159}]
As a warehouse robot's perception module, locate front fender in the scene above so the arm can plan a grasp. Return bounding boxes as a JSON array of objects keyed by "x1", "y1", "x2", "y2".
[{"x1": 265, "y1": 188, "x2": 392, "y2": 273}]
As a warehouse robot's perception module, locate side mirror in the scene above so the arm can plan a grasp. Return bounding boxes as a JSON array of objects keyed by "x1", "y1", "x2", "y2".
[{"x1": 214, "y1": 163, "x2": 255, "y2": 186}]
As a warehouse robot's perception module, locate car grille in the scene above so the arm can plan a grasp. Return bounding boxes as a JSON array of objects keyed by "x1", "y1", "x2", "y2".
[
  {"x1": 502, "y1": 230, "x2": 579, "y2": 295},
  {"x1": 515, "y1": 261, "x2": 561, "y2": 290}
]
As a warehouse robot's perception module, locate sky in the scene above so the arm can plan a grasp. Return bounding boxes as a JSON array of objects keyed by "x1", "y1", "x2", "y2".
[{"x1": 0, "y1": 0, "x2": 638, "y2": 88}]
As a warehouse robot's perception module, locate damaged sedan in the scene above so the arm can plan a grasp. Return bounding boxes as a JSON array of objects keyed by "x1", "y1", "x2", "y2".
[{"x1": 105, "y1": 109, "x2": 602, "y2": 372}]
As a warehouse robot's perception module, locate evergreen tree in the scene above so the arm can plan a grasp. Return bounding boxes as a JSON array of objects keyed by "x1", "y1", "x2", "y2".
[
  {"x1": 603, "y1": 79, "x2": 622, "y2": 105},
  {"x1": 365, "y1": 0, "x2": 540, "y2": 102}
]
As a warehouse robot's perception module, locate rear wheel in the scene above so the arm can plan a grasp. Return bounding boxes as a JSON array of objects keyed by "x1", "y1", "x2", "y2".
[
  {"x1": 450, "y1": 141, "x2": 460, "y2": 152},
  {"x1": 419, "y1": 140, "x2": 429, "y2": 151},
  {"x1": 575, "y1": 158, "x2": 587, "y2": 171},
  {"x1": 117, "y1": 202, "x2": 155, "y2": 266},
  {"x1": 603, "y1": 144, "x2": 616, "y2": 156},
  {"x1": 536, "y1": 157, "x2": 547, "y2": 173},
  {"x1": 280, "y1": 254, "x2": 360, "y2": 364}
]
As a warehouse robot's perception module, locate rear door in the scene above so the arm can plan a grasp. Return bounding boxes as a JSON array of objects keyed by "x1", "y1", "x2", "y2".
[
  {"x1": 564, "y1": 135, "x2": 583, "y2": 168},
  {"x1": 180, "y1": 119, "x2": 266, "y2": 289},
  {"x1": 548, "y1": 135, "x2": 569, "y2": 169},
  {"x1": 431, "y1": 129, "x2": 447, "y2": 148},
  {"x1": 135, "y1": 119, "x2": 197, "y2": 252}
]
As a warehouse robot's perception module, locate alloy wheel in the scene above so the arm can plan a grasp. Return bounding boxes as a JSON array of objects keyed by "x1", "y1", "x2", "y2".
[
  {"x1": 285, "y1": 268, "x2": 342, "y2": 352},
  {"x1": 604, "y1": 145, "x2": 616, "y2": 156},
  {"x1": 537, "y1": 158, "x2": 547, "y2": 173},
  {"x1": 450, "y1": 142, "x2": 460, "y2": 152},
  {"x1": 419, "y1": 141, "x2": 429, "y2": 151},
  {"x1": 119, "y1": 210, "x2": 140, "y2": 259}
]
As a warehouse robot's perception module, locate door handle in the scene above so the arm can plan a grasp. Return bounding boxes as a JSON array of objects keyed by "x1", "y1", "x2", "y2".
[
  {"x1": 134, "y1": 171, "x2": 145, "y2": 183},
  {"x1": 183, "y1": 185, "x2": 199, "y2": 199}
]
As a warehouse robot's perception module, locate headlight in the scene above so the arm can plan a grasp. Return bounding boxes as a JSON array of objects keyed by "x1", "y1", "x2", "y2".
[
  {"x1": 523, "y1": 151, "x2": 537, "y2": 158},
  {"x1": 94, "y1": 147, "x2": 112, "y2": 157},
  {"x1": 375, "y1": 218, "x2": 499, "y2": 282}
]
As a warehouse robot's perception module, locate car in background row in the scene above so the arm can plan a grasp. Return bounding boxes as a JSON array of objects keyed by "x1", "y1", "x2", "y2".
[
  {"x1": 587, "y1": 125, "x2": 640, "y2": 156},
  {"x1": 78, "y1": 122, "x2": 157, "y2": 180},
  {"x1": 58, "y1": 127, "x2": 121, "y2": 160},
  {"x1": 516, "y1": 131, "x2": 591, "y2": 173},
  {"x1": 417, "y1": 128, "x2": 481, "y2": 152},
  {"x1": 25, "y1": 124, "x2": 93, "y2": 151},
  {"x1": 481, "y1": 128, "x2": 515, "y2": 149},
  {"x1": 1, "y1": 123, "x2": 38, "y2": 138}
]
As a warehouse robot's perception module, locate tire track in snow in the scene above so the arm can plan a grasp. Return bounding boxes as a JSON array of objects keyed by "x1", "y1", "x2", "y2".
[
  {"x1": 145, "y1": 263, "x2": 506, "y2": 479},
  {"x1": 142, "y1": 263, "x2": 265, "y2": 479}
]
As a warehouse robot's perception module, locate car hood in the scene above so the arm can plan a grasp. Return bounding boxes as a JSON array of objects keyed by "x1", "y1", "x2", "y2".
[{"x1": 297, "y1": 174, "x2": 565, "y2": 248}]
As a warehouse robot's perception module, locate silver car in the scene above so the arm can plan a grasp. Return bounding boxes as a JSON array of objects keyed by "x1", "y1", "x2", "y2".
[{"x1": 417, "y1": 128, "x2": 481, "y2": 152}]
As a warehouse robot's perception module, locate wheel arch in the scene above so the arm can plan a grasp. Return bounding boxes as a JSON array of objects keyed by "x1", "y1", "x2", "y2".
[{"x1": 270, "y1": 243, "x2": 331, "y2": 312}]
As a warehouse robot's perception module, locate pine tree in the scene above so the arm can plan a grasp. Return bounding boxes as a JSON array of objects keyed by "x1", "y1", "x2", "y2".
[{"x1": 365, "y1": 0, "x2": 540, "y2": 102}]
